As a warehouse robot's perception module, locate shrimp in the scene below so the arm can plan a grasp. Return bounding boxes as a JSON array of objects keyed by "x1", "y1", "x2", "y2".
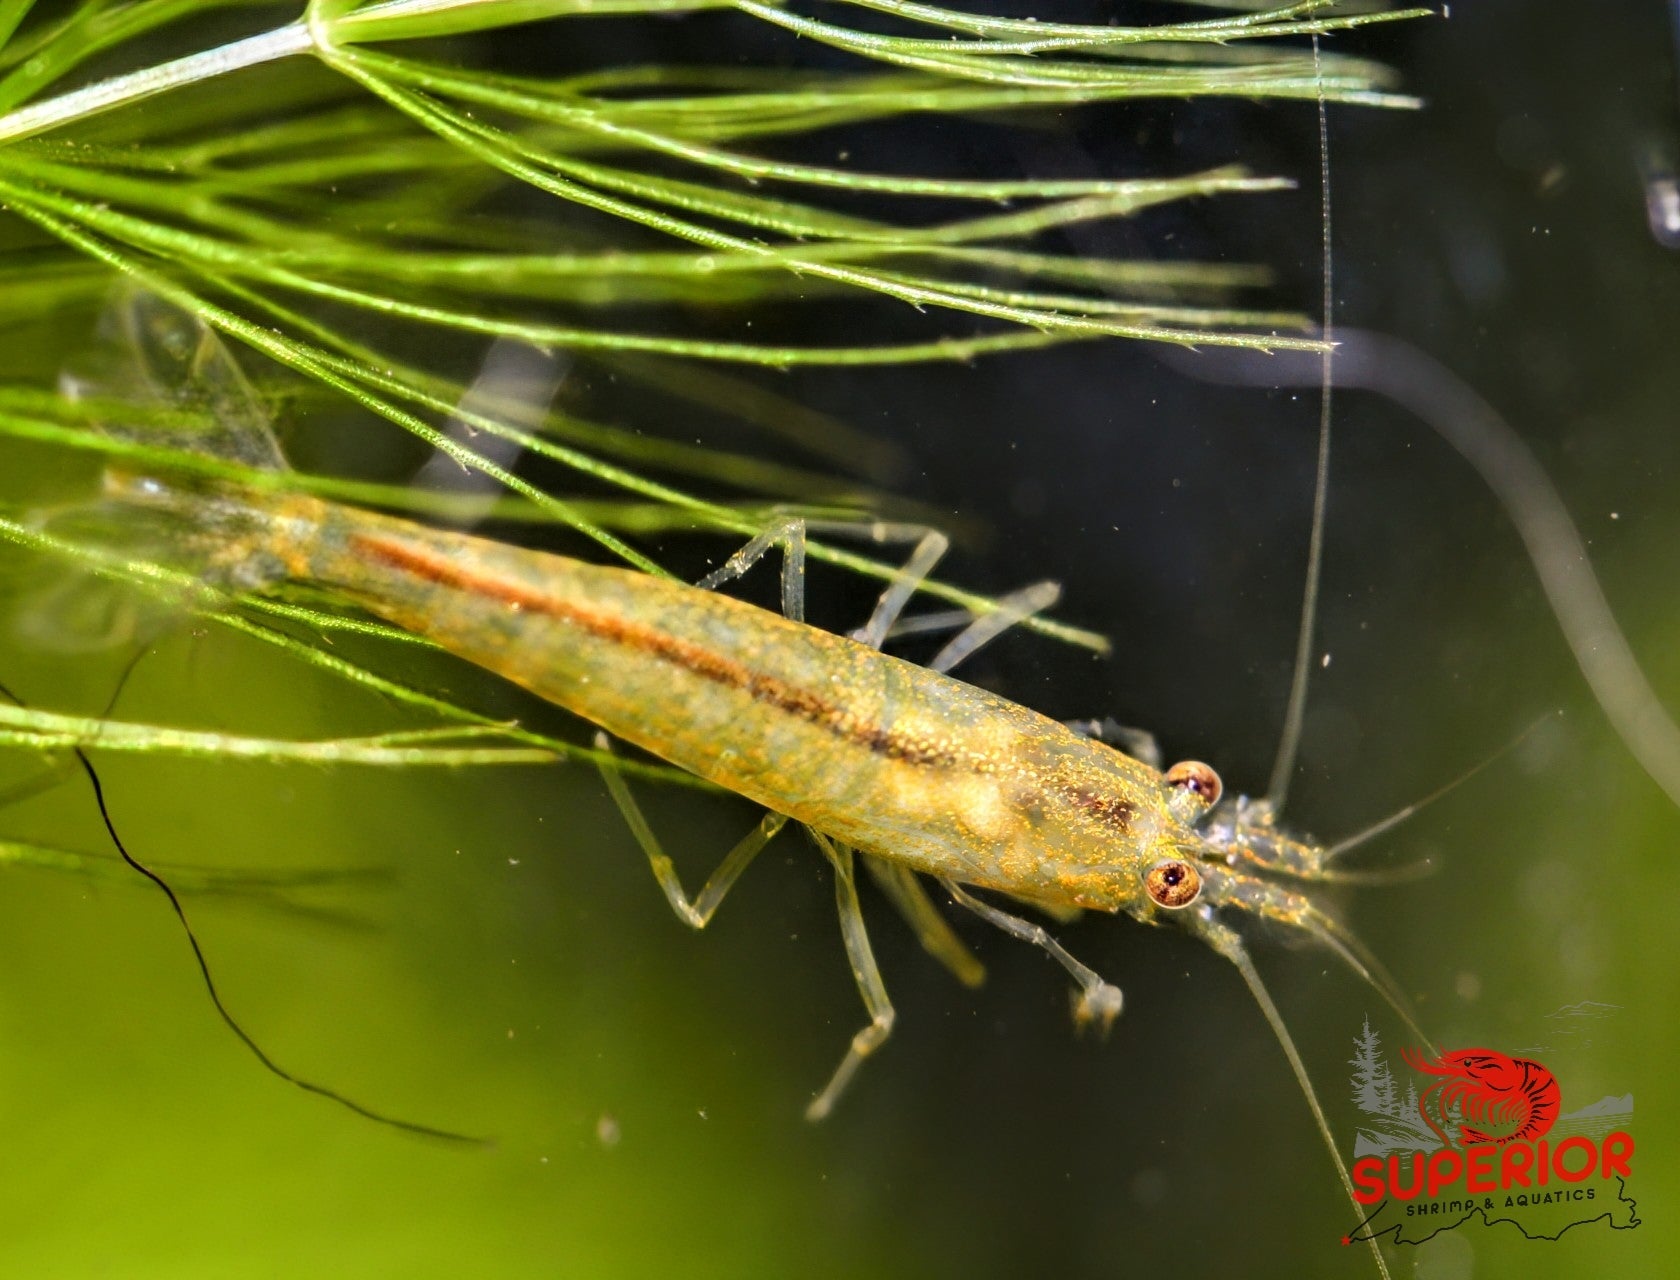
[
  {"x1": 86, "y1": 292, "x2": 1418, "y2": 1279},
  {"x1": 1401, "y1": 1048, "x2": 1562, "y2": 1148}
]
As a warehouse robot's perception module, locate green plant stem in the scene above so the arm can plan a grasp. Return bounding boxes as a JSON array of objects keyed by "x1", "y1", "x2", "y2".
[{"x1": 0, "y1": 22, "x2": 313, "y2": 144}]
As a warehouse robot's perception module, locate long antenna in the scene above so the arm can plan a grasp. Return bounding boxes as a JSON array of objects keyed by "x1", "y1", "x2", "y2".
[
  {"x1": 1159, "y1": 328, "x2": 1680, "y2": 816},
  {"x1": 1267, "y1": 33, "x2": 1336, "y2": 811},
  {"x1": 1195, "y1": 915, "x2": 1392, "y2": 1280},
  {"x1": 0, "y1": 668, "x2": 482, "y2": 1145},
  {"x1": 1325, "y1": 712, "x2": 1557, "y2": 860}
]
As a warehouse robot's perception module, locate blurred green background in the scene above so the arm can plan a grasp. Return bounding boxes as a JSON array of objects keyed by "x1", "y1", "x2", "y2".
[{"x1": 0, "y1": 3, "x2": 1675, "y2": 1277}]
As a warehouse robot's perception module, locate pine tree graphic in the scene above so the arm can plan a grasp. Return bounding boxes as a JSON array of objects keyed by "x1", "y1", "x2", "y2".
[
  {"x1": 1402, "y1": 1079, "x2": 1421, "y2": 1126},
  {"x1": 1349, "y1": 1016, "x2": 1400, "y2": 1120},
  {"x1": 1349, "y1": 1017, "x2": 1442, "y2": 1154}
]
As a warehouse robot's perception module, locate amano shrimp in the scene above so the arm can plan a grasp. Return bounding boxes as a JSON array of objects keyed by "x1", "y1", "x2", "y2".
[{"x1": 85, "y1": 294, "x2": 1421, "y2": 1279}]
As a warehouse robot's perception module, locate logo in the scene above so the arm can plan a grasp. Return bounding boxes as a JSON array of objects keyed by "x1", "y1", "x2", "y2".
[{"x1": 1341, "y1": 1009, "x2": 1641, "y2": 1246}]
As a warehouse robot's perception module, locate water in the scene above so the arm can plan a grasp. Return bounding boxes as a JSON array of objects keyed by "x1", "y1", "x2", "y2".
[{"x1": 0, "y1": 4, "x2": 1675, "y2": 1277}]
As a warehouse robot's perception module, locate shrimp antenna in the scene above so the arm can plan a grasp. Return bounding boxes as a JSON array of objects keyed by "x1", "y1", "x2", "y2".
[
  {"x1": 1161, "y1": 330, "x2": 1680, "y2": 817},
  {"x1": 1295, "y1": 901, "x2": 1437, "y2": 1058},
  {"x1": 1209, "y1": 53, "x2": 1397, "y2": 1279},
  {"x1": 1324, "y1": 711, "x2": 1558, "y2": 861},
  {"x1": 1265, "y1": 33, "x2": 1338, "y2": 813},
  {"x1": 0, "y1": 666, "x2": 483, "y2": 1145},
  {"x1": 1194, "y1": 913, "x2": 1393, "y2": 1280}
]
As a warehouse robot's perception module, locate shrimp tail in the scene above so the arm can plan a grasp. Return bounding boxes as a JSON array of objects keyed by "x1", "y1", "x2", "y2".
[
  {"x1": 23, "y1": 291, "x2": 303, "y2": 625},
  {"x1": 90, "y1": 475, "x2": 297, "y2": 599},
  {"x1": 63, "y1": 287, "x2": 290, "y2": 473}
]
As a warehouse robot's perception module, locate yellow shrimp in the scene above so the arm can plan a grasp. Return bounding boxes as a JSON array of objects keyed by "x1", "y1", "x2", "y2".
[
  {"x1": 136, "y1": 469, "x2": 1406, "y2": 1054},
  {"x1": 91, "y1": 295, "x2": 1416, "y2": 1279}
]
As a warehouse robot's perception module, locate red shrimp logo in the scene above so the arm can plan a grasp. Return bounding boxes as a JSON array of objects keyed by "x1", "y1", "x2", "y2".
[
  {"x1": 1400, "y1": 1047, "x2": 1561, "y2": 1147},
  {"x1": 1343, "y1": 1016, "x2": 1641, "y2": 1244}
]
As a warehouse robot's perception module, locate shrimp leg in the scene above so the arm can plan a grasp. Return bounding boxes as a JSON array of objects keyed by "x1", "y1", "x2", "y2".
[
  {"x1": 700, "y1": 512, "x2": 953, "y2": 645},
  {"x1": 942, "y1": 881, "x2": 1124, "y2": 1035},
  {"x1": 927, "y1": 580, "x2": 1061, "y2": 674},
  {"x1": 698, "y1": 514, "x2": 810, "y2": 622},
  {"x1": 806, "y1": 831, "x2": 895, "y2": 1122},
  {"x1": 692, "y1": 520, "x2": 1067, "y2": 1084},
  {"x1": 862, "y1": 857, "x2": 985, "y2": 989},
  {"x1": 596, "y1": 516, "x2": 812, "y2": 925},
  {"x1": 1065, "y1": 718, "x2": 1163, "y2": 770},
  {"x1": 706, "y1": 519, "x2": 1065, "y2": 996},
  {"x1": 702, "y1": 520, "x2": 976, "y2": 1082},
  {"x1": 852, "y1": 528, "x2": 949, "y2": 647},
  {"x1": 593, "y1": 519, "x2": 951, "y2": 932},
  {"x1": 594, "y1": 730, "x2": 788, "y2": 928}
]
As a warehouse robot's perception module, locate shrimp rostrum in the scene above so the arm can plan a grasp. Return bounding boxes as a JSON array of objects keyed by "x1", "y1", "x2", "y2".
[{"x1": 82, "y1": 293, "x2": 1417, "y2": 1276}]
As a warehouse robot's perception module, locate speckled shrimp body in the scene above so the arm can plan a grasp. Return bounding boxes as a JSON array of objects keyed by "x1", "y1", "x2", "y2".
[
  {"x1": 146, "y1": 482, "x2": 1208, "y2": 912},
  {"x1": 93, "y1": 294, "x2": 1413, "y2": 1280},
  {"x1": 117, "y1": 468, "x2": 1404, "y2": 1034}
]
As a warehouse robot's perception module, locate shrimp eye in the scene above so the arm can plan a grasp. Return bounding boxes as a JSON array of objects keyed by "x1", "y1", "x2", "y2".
[
  {"x1": 1164, "y1": 760, "x2": 1222, "y2": 807},
  {"x1": 1144, "y1": 859, "x2": 1202, "y2": 910}
]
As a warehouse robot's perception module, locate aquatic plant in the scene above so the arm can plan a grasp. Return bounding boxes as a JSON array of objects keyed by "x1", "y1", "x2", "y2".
[{"x1": 0, "y1": 0, "x2": 1422, "y2": 765}]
